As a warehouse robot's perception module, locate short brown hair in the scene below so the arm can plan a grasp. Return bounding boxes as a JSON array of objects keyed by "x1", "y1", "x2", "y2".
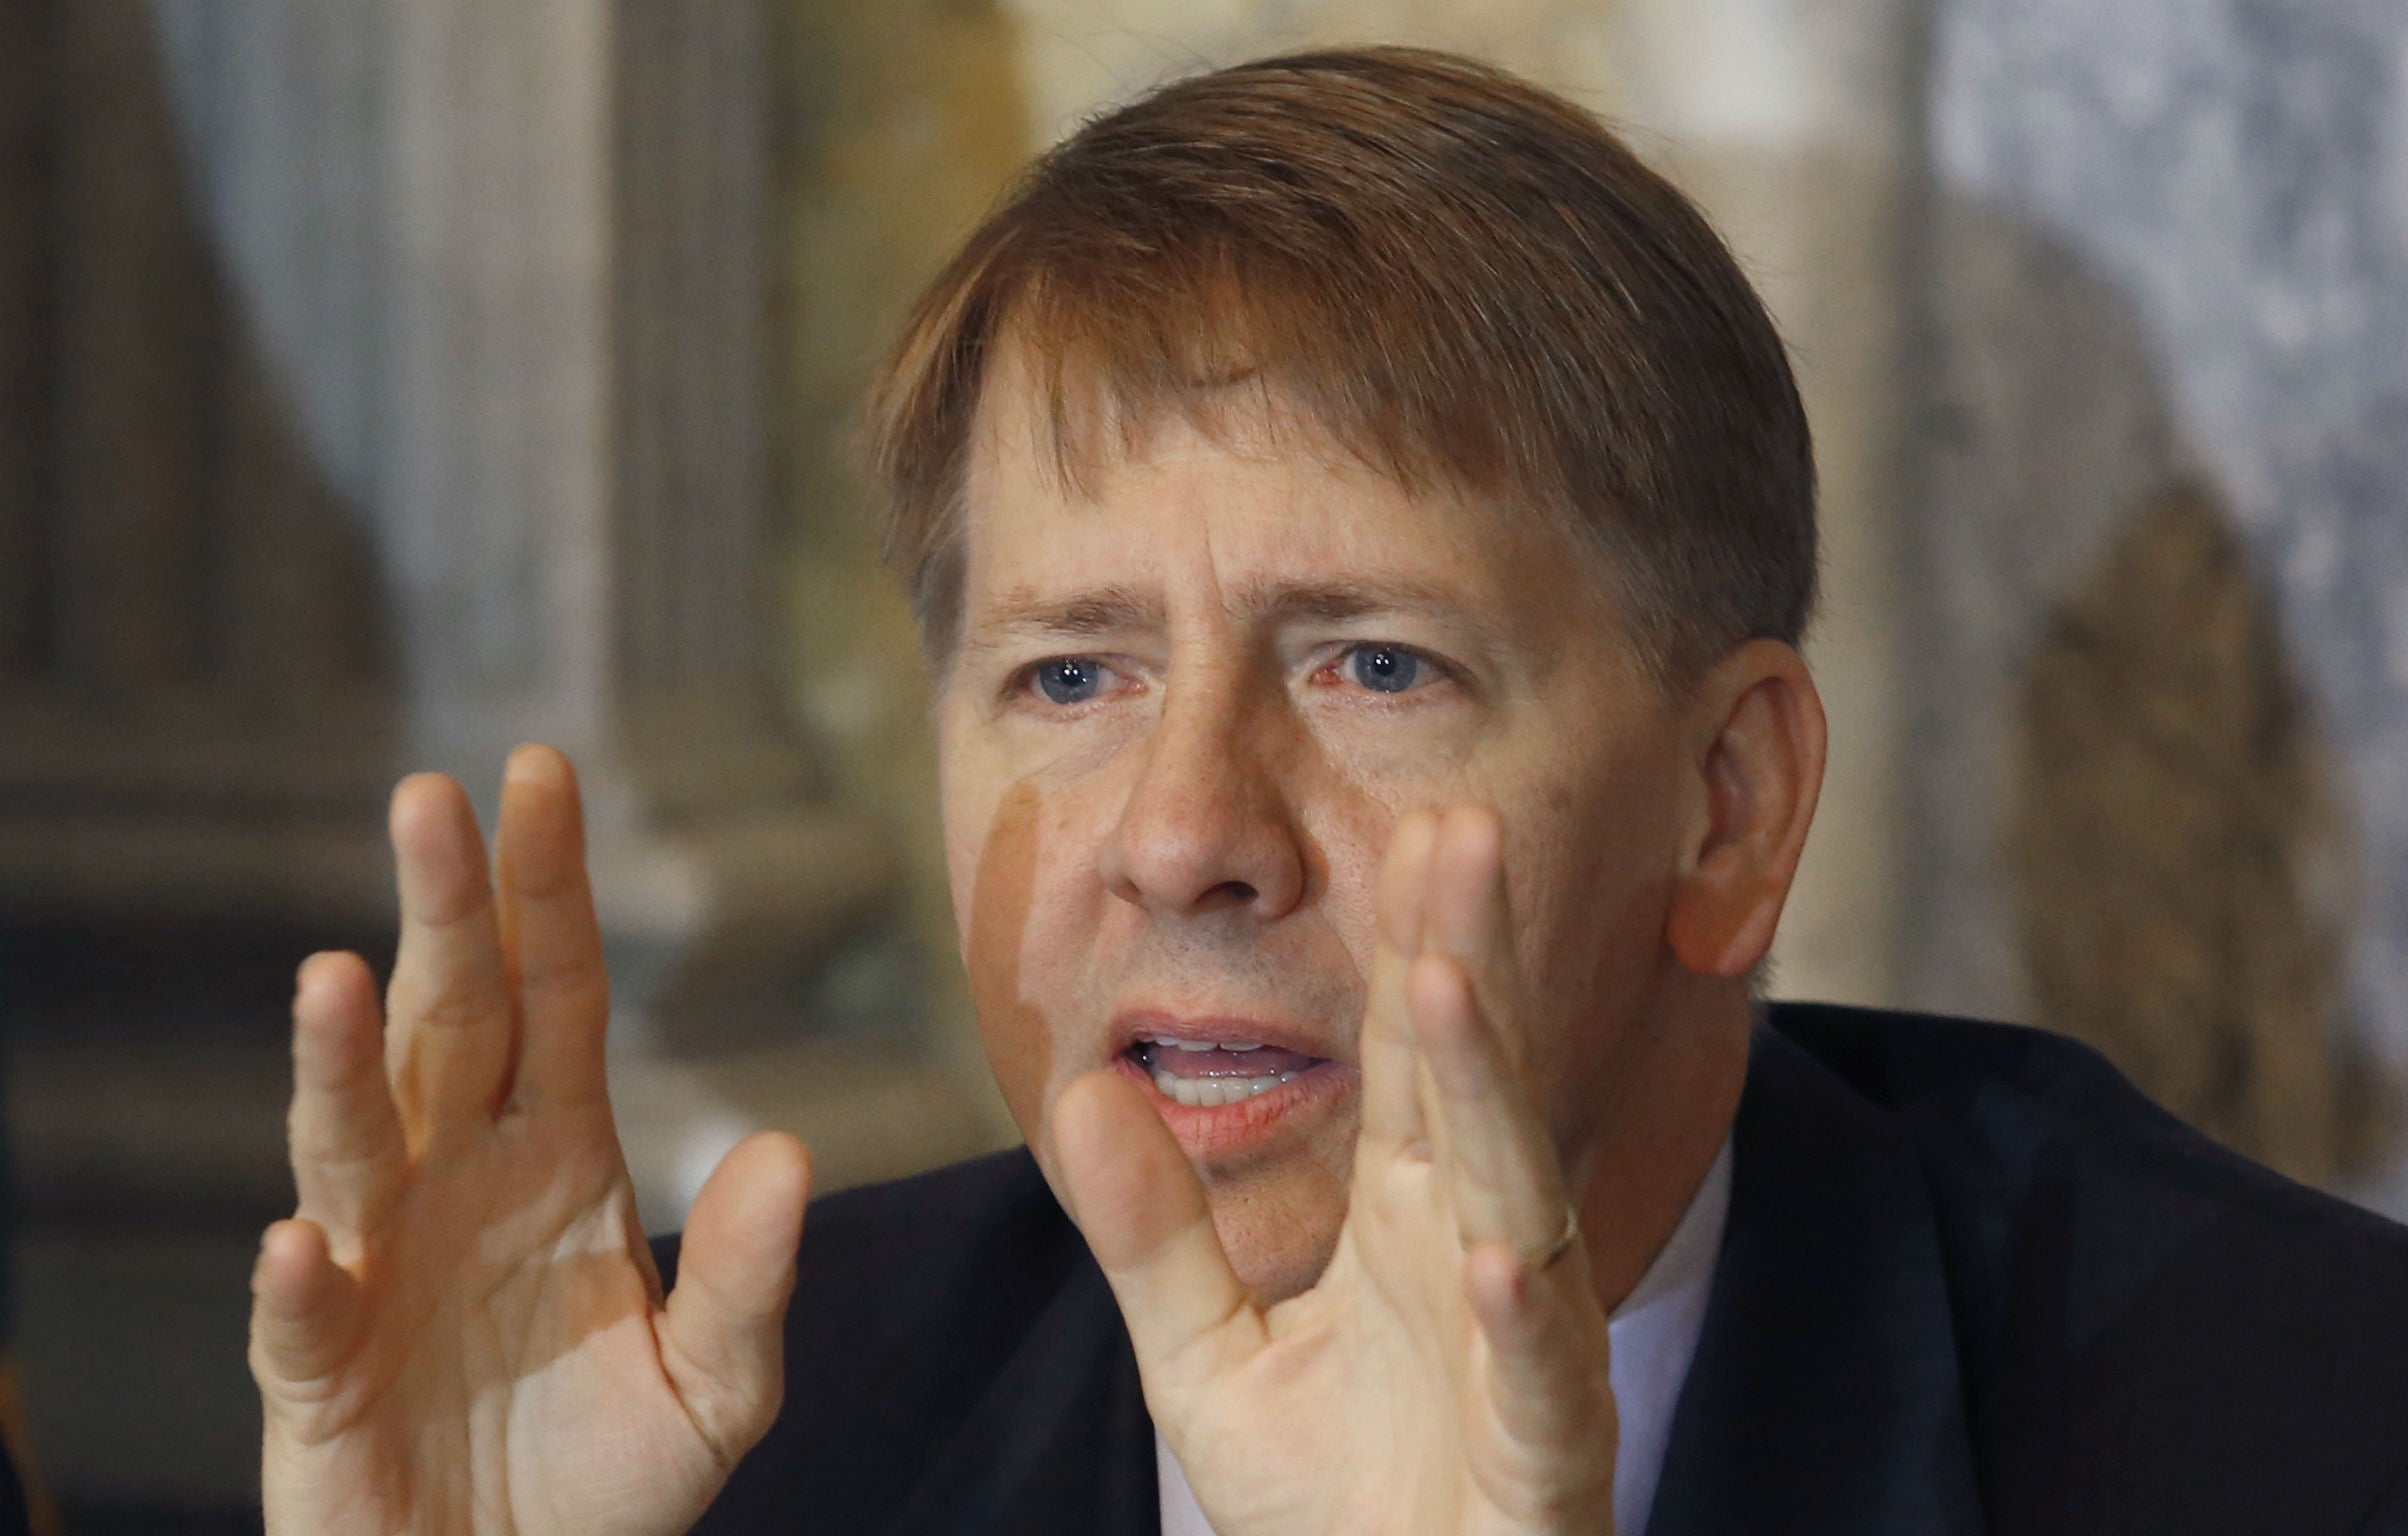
[{"x1": 865, "y1": 46, "x2": 1816, "y2": 685}]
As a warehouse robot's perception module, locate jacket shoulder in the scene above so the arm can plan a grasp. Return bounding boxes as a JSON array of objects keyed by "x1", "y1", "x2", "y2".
[
  {"x1": 1767, "y1": 1002, "x2": 2408, "y2": 1533},
  {"x1": 1766, "y1": 1000, "x2": 2407, "y2": 1245}
]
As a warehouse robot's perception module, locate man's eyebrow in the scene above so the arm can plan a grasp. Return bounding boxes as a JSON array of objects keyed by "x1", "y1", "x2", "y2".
[
  {"x1": 967, "y1": 585, "x2": 1163, "y2": 645},
  {"x1": 1235, "y1": 577, "x2": 1474, "y2": 625},
  {"x1": 1238, "y1": 579, "x2": 1517, "y2": 656}
]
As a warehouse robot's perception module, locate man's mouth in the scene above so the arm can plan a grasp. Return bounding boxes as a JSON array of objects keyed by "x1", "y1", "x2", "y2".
[
  {"x1": 1123, "y1": 1036, "x2": 1328, "y2": 1107},
  {"x1": 1108, "y1": 1019, "x2": 1349, "y2": 1160}
]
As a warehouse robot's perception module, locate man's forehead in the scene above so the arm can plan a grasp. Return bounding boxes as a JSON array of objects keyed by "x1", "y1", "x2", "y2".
[
  {"x1": 960, "y1": 407, "x2": 1528, "y2": 641},
  {"x1": 954, "y1": 332, "x2": 1618, "y2": 656}
]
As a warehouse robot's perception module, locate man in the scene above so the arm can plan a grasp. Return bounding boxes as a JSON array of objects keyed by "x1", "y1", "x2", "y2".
[{"x1": 248, "y1": 48, "x2": 2408, "y2": 1536}]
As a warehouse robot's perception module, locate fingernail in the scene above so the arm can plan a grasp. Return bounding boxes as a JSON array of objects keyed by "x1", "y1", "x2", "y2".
[
  {"x1": 504, "y1": 742, "x2": 548, "y2": 784},
  {"x1": 293, "y1": 952, "x2": 330, "y2": 1005}
]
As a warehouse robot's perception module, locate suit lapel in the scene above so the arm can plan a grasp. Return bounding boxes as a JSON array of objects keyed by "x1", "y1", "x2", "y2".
[
  {"x1": 1645, "y1": 1026, "x2": 1986, "y2": 1536},
  {"x1": 881, "y1": 1245, "x2": 1160, "y2": 1536}
]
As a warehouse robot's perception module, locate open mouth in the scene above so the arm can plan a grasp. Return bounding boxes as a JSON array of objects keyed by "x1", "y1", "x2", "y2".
[
  {"x1": 1106, "y1": 1017, "x2": 1352, "y2": 1160},
  {"x1": 1120, "y1": 1036, "x2": 1332, "y2": 1108}
]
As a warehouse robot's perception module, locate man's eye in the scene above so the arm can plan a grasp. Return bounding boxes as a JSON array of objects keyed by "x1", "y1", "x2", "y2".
[
  {"x1": 1347, "y1": 644, "x2": 1428, "y2": 695},
  {"x1": 1032, "y1": 656, "x2": 1109, "y2": 705}
]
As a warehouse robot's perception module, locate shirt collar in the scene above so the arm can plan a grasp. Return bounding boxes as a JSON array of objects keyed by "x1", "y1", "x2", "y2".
[{"x1": 1607, "y1": 1135, "x2": 1734, "y2": 1536}]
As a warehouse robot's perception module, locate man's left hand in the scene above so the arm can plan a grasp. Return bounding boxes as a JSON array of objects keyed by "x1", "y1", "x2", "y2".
[{"x1": 1053, "y1": 804, "x2": 1618, "y2": 1536}]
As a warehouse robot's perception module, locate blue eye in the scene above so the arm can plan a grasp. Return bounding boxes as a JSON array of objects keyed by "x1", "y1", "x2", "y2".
[
  {"x1": 1034, "y1": 656, "x2": 1105, "y2": 705},
  {"x1": 1349, "y1": 645, "x2": 1423, "y2": 694}
]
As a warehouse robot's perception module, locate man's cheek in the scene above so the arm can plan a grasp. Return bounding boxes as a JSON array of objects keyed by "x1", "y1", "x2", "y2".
[{"x1": 962, "y1": 780, "x2": 1058, "y2": 1140}]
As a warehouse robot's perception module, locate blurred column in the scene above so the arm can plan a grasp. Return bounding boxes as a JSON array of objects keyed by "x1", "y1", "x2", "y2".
[
  {"x1": 0, "y1": 0, "x2": 932, "y2": 1226},
  {"x1": 0, "y1": 0, "x2": 47, "y2": 680},
  {"x1": 0, "y1": 0, "x2": 400, "y2": 909},
  {"x1": 375, "y1": 0, "x2": 924, "y2": 1218}
]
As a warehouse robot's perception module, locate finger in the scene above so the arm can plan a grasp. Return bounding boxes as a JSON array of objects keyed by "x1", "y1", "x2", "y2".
[
  {"x1": 493, "y1": 744, "x2": 610, "y2": 1113},
  {"x1": 384, "y1": 772, "x2": 517, "y2": 1143},
  {"x1": 249, "y1": 1217, "x2": 364, "y2": 1401},
  {"x1": 1411, "y1": 951, "x2": 1568, "y2": 1257},
  {"x1": 1420, "y1": 806, "x2": 1522, "y2": 1066},
  {"x1": 1052, "y1": 1070, "x2": 1261, "y2": 1398},
  {"x1": 287, "y1": 951, "x2": 406, "y2": 1244},
  {"x1": 1360, "y1": 808, "x2": 1441, "y2": 1151},
  {"x1": 660, "y1": 1132, "x2": 812, "y2": 1464},
  {"x1": 1466, "y1": 1243, "x2": 1618, "y2": 1505}
]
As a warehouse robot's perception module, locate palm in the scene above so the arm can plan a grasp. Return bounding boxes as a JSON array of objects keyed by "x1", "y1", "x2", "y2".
[
  {"x1": 1054, "y1": 807, "x2": 1618, "y2": 1536},
  {"x1": 252, "y1": 752, "x2": 809, "y2": 1536},
  {"x1": 285, "y1": 1122, "x2": 690, "y2": 1533},
  {"x1": 1179, "y1": 1252, "x2": 1503, "y2": 1533}
]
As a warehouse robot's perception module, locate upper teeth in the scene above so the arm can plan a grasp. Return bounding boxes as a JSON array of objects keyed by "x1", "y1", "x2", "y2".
[
  {"x1": 1137, "y1": 1037, "x2": 1296, "y2": 1109},
  {"x1": 1152, "y1": 1070, "x2": 1296, "y2": 1108}
]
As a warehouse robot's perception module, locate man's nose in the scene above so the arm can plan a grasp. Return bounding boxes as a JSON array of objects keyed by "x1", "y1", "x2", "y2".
[{"x1": 1098, "y1": 674, "x2": 1308, "y2": 920}]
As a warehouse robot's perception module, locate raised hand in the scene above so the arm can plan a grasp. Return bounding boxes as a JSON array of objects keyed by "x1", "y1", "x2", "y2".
[
  {"x1": 1053, "y1": 804, "x2": 1619, "y2": 1536},
  {"x1": 250, "y1": 746, "x2": 812, "y2": 1536}
]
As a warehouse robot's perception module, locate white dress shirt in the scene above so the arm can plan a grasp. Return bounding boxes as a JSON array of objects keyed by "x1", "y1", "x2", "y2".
[{"x1": 1155, "y1": 1139, "x2": 1735, "y2": 1536}]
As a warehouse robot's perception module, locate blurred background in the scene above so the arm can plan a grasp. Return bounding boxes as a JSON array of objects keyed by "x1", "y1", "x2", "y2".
[{"x1": 1, "y1": 0, "x2": 2404, "y2": 1528}]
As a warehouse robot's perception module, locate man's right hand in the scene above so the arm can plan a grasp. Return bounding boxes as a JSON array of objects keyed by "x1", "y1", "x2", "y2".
[{"x1": 250, "y1": 745, "x2": 812, "y2": 1536}]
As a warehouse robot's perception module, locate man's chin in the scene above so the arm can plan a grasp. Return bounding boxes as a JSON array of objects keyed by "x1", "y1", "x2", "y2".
[
  {"x1": 1192, "y1": 1128, "x2": 1357, "y2": 1306},
  {"x1": 1212, "y1": 1192, "x2": 1349, "y2": 1304}
]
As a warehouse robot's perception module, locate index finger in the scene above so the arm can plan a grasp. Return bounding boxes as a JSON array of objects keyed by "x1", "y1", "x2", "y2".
[
  {"x1": 1411, "y1": 952, "x2": 1570, "y2": 1259},
  {"x1": 1359, "y1": 807, "x2": 1440, "y2": 1153},
  {"x1": 1419, "y1": 805, "x2": 1524, "y2": 1070},
  {"x1": 1410, "y1": 809, "x2": 1568, "y2": 1257}
]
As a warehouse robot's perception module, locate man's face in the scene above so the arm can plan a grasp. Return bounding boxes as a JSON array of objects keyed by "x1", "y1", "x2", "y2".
[{"x1": 936, "y1": 367, "x2": 1699, "y2": 1301}]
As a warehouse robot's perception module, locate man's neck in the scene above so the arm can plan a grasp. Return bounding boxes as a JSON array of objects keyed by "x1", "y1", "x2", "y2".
[{"x1": 1573, "y1": 989, "x2": 1752, "y2": 1314}]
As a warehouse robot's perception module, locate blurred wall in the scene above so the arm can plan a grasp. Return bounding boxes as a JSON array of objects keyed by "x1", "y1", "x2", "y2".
[{"x1": 1907, "y1": 0, "x2": 2408, "y2": 1207}]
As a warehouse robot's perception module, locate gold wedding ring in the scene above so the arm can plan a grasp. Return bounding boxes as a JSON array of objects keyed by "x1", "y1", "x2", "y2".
[
  {"x1": 1524, "y1": 1205, "x2": 1581, "y2": 1271},
  {"x1": 1461, "y1": 1205, "x2": 1583, "y2": 1269}
]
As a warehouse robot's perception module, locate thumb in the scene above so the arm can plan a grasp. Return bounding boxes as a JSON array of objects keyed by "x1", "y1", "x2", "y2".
[
  {"x1": 660, "y1": 1131, "x2": 812, "y2": 1463},
  {"x1": 1053, "y1": 1071, "x2": 1260, "y2": 1400},
  {"x1": 249, "y1": 1218, "x2": 362, "y2": 1406}
]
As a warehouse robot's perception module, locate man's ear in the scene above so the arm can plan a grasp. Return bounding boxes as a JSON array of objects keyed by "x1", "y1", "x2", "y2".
[{"x1": 1664, "y1": 640, "x2": 1828, "y2": 978}]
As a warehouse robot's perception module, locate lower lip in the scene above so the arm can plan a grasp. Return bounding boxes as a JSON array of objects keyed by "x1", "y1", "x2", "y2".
[{"x1": 1110, "y1": 1052, "x2": 1353, "y2": 1161}]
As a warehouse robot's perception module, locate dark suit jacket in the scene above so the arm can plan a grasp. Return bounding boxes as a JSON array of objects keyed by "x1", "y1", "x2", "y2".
[{"x1": 669, "y1": 1004, "x2": 2408, "y2": 1534}]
